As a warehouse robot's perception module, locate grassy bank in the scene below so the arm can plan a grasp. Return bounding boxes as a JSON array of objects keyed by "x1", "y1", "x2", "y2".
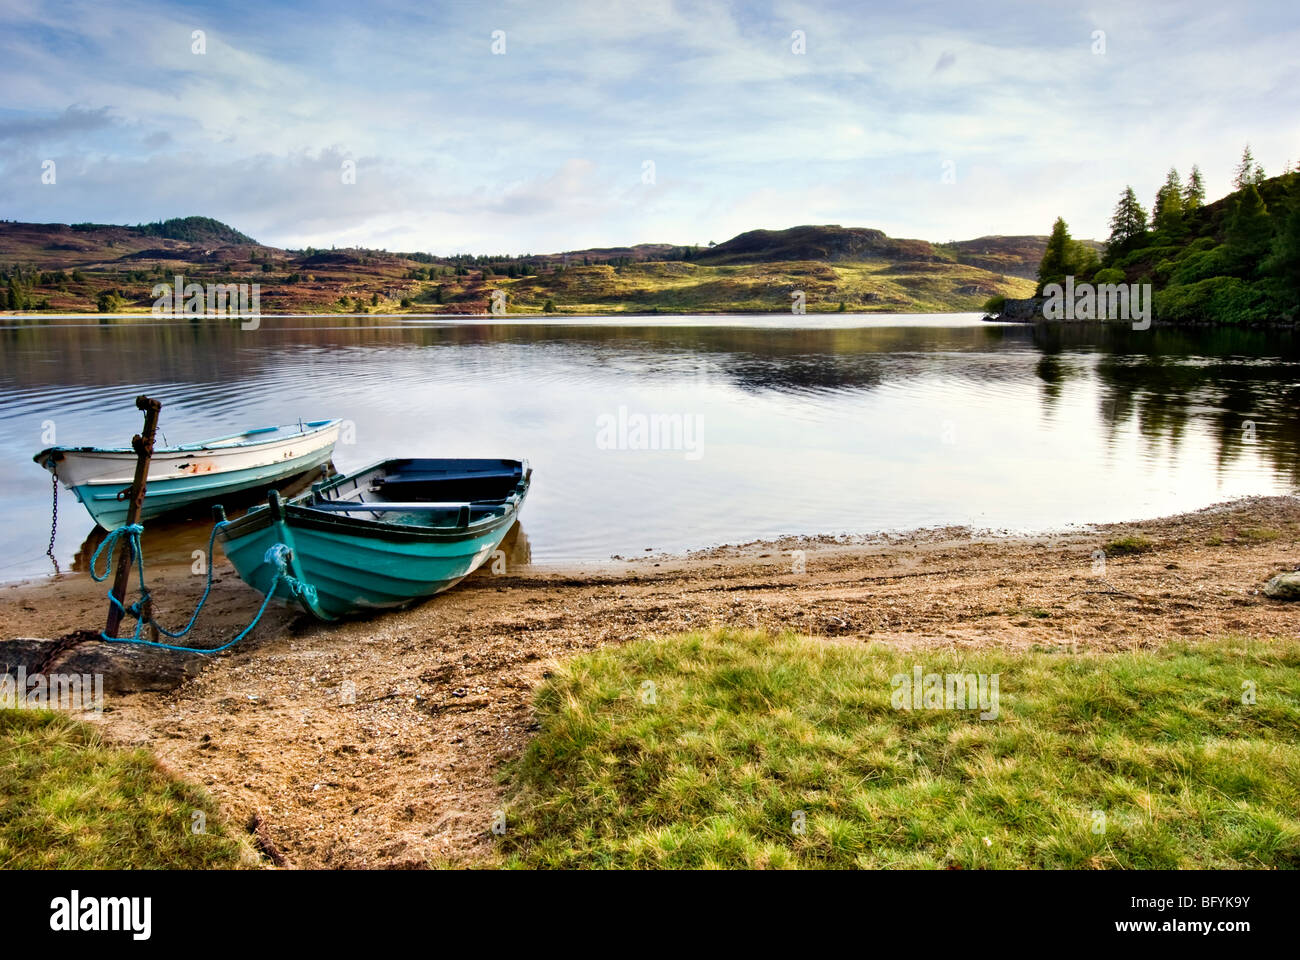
[
  {"x1": 0, "y1": 709, "x2": 252, "y2": 868},
  {"x1": 501, "y1": 260, "x2": 1035, "y2": 315},
  {"x1": 497, "y1": 629, "x2": 1300, "y2": 869}
]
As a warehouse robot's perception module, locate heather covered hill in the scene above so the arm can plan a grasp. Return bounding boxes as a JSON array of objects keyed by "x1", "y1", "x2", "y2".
[
  {"x1": 696, "y1": 224, "x2": 938, "y2": 266},
  {"x1": 0, "y1": 218, "x2": 1038, "y2": 315},
  {"x1": 940, "y1": 235, "x2": 1104, "y2": 280},
  {"x1": 0, "y1": 217, "x2": 260, "y2": 266}
]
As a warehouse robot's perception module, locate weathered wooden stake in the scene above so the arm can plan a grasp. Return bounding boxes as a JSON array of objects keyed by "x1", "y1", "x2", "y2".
[{"x1": 105, "y1": 395, "x2": 163, "y2": 638}]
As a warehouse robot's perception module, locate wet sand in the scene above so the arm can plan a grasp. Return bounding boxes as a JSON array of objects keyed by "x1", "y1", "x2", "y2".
[{"x1": 2, "y1": 495, "x2": 1297, "y2": 867}]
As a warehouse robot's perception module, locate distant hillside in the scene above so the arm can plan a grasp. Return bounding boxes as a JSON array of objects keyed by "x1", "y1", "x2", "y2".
[
  {"x1": 555, "y1": 243, "x2": 677, "y2": 265},
  {"x1": 63, "y1": 216, "x2": 256, "y2": 246},
  {"x1": 697, "y1": 225, "x2": 937, "y2": 266},
  {"x1": 940, "y1": 235, "x2": 1104, "y2": 280},
  {"x1": 0, "y1": 217, "x2": 1040, "y2": 315},
  {"x1": 0, "y1": 217, "x2": 267, "y2": 271},
  {"x1": 134, "y1": 216, "x2": 256, "y2": 245}
]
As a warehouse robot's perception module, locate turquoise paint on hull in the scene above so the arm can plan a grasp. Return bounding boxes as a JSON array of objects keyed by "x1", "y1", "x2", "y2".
[
  {"x1": 220, "y1": 517, "x2": 509, "y2": 620},
  {"x1": 73, "y1": 446, "x2": 333, "y2": 528},
  {"x1": 216, "y1": 457, "x2": 530, "y2": 620}
]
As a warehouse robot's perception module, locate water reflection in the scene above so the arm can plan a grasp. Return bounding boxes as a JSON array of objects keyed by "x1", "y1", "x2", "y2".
[{"x1": 1, "y1": 315, "x2": 1295, "y2": 580}]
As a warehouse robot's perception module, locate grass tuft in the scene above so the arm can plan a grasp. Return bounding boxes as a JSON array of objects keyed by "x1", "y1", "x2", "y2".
[{"x1": 1104, "y1": 535, "x2": 1155, "y2": 555}]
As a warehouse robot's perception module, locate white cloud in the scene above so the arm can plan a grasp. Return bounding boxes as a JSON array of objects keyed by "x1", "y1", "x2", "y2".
[{"x1": 1, "y1": 0, "x2": 1297, "y2": 251}]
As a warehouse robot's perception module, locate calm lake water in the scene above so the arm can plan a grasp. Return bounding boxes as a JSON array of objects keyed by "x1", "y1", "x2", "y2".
[{"x1": 1, "y1": 313, "x2": 1298, "y2": 581}]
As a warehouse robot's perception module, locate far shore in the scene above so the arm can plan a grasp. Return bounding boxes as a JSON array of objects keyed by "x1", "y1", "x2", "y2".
[
  {"x1": 2, "y1": 494, "x2": 1296, "y2": 866},
  {"x1": 2, "y1": 308, "x2": 989, "y2": 320},
  {"x1": 5, "y1": 310, "x2": 1296, "y2": 328}
]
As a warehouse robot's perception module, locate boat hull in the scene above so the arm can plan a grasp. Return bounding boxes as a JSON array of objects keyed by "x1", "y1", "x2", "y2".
[
  {"x1": 72, "y1": 447, "x2": 336, "y2": 528},
  {"x1": 215, "y1": 458, "x2": 529, "y2": 620},
  {"x1": 35, "y1": 420, "x2": 340, "y2": 529}
]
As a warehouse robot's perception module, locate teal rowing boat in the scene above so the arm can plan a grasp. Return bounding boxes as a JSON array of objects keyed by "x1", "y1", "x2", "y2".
[{"x1": 215, "y1": 458, "x2": 531, "y2": 620}]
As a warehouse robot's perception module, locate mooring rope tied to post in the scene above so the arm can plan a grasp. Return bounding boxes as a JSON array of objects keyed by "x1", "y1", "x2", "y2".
[
  {"x1": 89, "y1": 520, "x2": 306, "y2": 654},
  {"x1": 70, "y1": 393, "x2": 297, "y2": 655}
]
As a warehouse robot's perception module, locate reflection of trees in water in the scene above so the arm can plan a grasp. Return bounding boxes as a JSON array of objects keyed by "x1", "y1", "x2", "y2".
[
  {"x1": 0, "y1": 316, "x2": 1035, "y2": 399},
  {"x1": 1034, "y1": 355, "x2": 1068, "y2": 411},
  {"x1": 1068, "y1": 323, "x2": 1300, "y2": 485},
  {"x1": 615, "y1": 324, "x2": 1029, "y2": 395}
]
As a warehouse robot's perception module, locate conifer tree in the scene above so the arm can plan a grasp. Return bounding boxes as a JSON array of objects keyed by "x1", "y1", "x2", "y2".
[
  {"x1": 1107, "y1": 186, "x2": 1148, "y2": 256},
  {"x1": 1037, "y1": 217, "x2": 1074, "y2": 292},
  {"x1": 1226, "y1": 184, "x2": 1273, "y2": 269},
  {"x1": 1266, "y1": 194, "x2": 1300, "y2": 298},
  {"x1": 1234, "y1": 145, "x2": 1258, "y2": 190},
  {"x1": 7, "y1": 275, "x2": 24, "y2": 311},
  {"x1": 1152, "y1": 168, "x2": 1184, "y2": 235},
  {"x1": 1182, "y1": 165, "x2": 1206, "y2": 211}
]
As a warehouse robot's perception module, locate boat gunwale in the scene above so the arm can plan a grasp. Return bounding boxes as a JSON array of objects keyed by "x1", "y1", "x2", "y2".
[
  {"x1": 217, "y1": 498, "x2": 524, "y2": 545},
  {"x1": 217, "y1": 460, "x2": 530, "y2": 546},
  {"x1": 32, "y1": 418, "x2": 341, "y2": 466},
  {"x1": 78, "y1": 447, "x2": 336, "y2": 501},
  {"x1": 309, "y1": 456, "x2": 527, "y2": 499}
]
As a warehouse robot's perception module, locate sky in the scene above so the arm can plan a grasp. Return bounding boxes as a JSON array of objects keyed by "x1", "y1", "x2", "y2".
[{"x1": 2, "y1": 0, "x2": 1298, "y2": 254}]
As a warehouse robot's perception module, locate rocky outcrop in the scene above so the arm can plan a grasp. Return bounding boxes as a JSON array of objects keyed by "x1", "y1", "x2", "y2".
[
  {"x1": 1, "y1": 634, "x2": 208, "y2": 695},
  {"x1": 1264, "y1": 571, "x2": 1300, "y2": 600},
  {"x1": 987, "y1": 297, "x2": 1044, "y2": 323}
]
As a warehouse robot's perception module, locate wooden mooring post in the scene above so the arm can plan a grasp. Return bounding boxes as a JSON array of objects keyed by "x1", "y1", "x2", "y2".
[{"x1": 105, "y1": 395, "x2": 163, "y2": 639}]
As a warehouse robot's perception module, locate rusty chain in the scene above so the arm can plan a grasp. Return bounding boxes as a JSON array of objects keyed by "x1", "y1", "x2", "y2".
[{"x1": 45, "y1": 465, "x2": 60, "y2": 575}]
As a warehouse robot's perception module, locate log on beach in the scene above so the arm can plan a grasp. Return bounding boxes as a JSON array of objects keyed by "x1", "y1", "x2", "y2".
[{"x1": 0, "y1": 632, "x2": 209, "y2": 694}]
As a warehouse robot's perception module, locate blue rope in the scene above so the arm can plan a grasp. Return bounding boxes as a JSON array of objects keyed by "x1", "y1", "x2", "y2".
[{"x1": 90, "y1": 520, "x2": 297, "y2": 654}]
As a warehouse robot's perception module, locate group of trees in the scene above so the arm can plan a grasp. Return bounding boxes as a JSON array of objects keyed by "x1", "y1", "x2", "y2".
[
  {"x1": 395, "y1": 246, "x2": 701, "y2": 282},
  {"x1": 133, "y1": 216, "x2": 256, "y2": 245},
  {"x1": 398, "y1": 251, "x2": 654, "y2": 283},
  {"x1": 334, "y1": 292, "x2": 385, "y2": 312},
  {"x1": 1034, "y1": 144, "x2": 1300, "y2": 324},
  {"x1": 96, "y1": 290, "x2": 124, "y2": 312},
  {"x1": 1107, "y1": 164, "x2": 1210, "y2": 257},
  {"x1": 0, "y1": 264, "x2": 42, "y2": 310},
  {"x1": 406, "y1": 264, "x2": 457, "y2": 281}
]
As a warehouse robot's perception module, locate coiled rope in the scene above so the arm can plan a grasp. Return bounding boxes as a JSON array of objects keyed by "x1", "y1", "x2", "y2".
[{"x1": 88, "y1": 521, "x2": 315, "y2": 654}]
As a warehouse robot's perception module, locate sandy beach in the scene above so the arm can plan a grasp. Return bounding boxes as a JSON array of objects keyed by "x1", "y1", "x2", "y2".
[{"x1": 2, "y1": 494, "x2": 1297, "y2": 868}]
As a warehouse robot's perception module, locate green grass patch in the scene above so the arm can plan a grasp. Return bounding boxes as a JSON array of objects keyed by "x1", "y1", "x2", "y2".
[
  {"x1": 496, "y1": 629, "x2": 1300, "y2": 869},
  {"x1": 1104, "y1": 534, "x2": 1155, "y2": 555},
  {"x1": 0, "y1": 709, "x2": 253, "y2": 868},
  {"x1": 1240, "y1": 527, "x2": 1282, "y2": 543},
  {"x1": 499, "y1": 259, "x2": 1035, "y2": 315}
]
